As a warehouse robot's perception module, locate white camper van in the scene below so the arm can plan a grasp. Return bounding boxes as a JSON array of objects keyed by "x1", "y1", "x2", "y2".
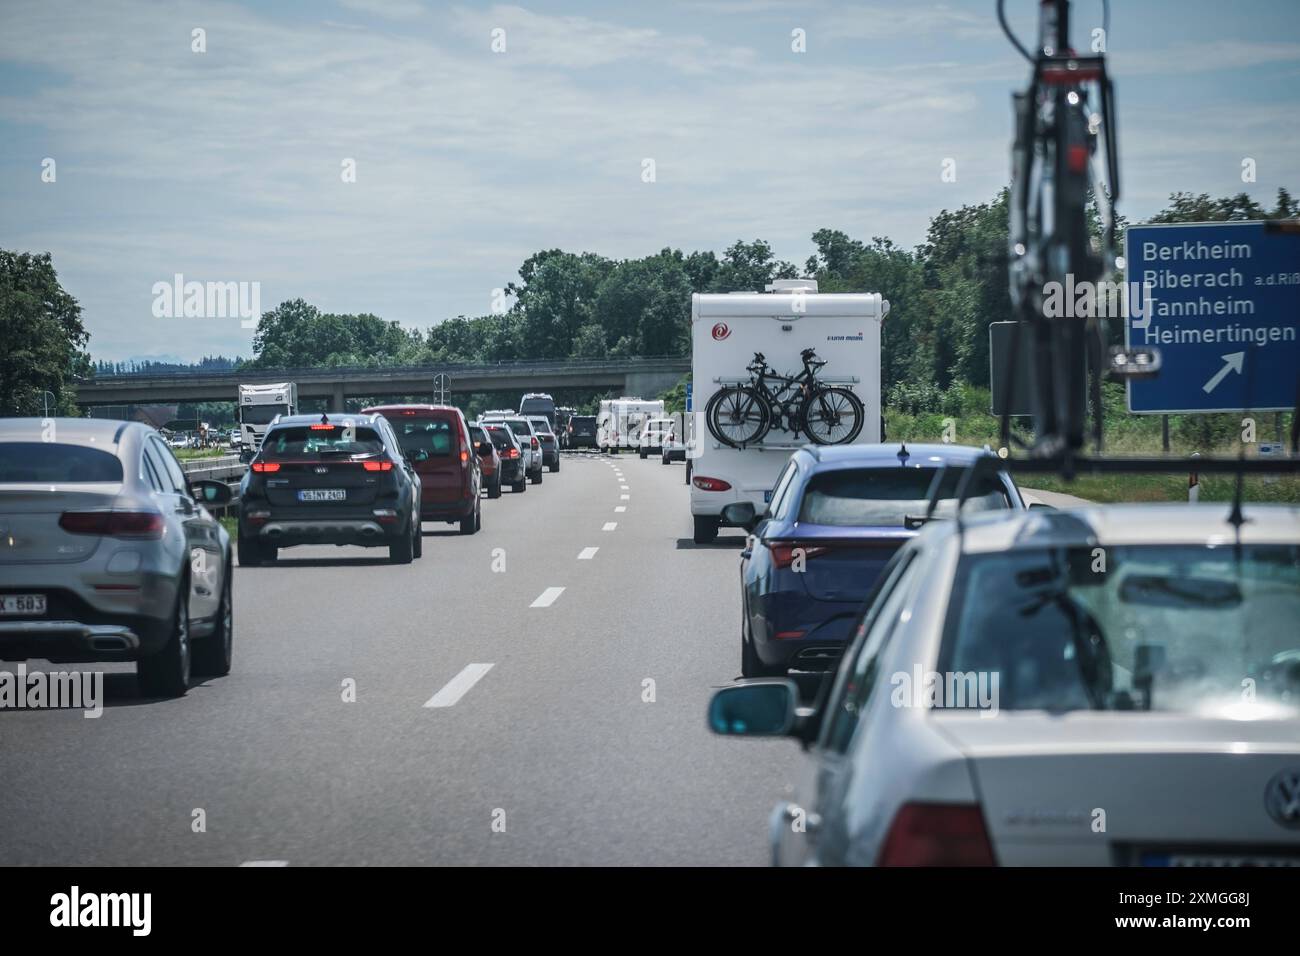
[
  {"x1": 689, "y1": 279, "x2": 888, "y2": 543},
  {"x1": 597, "y1": 397, "x2": 665, "y2": 454}
]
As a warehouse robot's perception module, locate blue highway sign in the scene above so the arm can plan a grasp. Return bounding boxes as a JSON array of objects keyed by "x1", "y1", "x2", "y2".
[{"x1": 1125, "y1": 220, "x2": 1299, "y2": 413}]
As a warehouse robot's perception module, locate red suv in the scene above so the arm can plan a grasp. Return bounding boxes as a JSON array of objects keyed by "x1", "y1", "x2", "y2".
[{"x1": 363, "y1": 405, "x2": 482, "y2": 535}]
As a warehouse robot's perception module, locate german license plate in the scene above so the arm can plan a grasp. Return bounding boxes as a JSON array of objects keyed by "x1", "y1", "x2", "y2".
[
  {"x1": 298, "y1": 489, "x2": 346, "y2": 502},
  {"x1": 0, "y1": 594, "x2": 46, "y2": 616}
]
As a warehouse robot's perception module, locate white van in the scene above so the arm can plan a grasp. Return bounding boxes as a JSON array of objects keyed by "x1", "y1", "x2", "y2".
[
  {"x1": 597, "y1": 397, "x2": 665, "y2": 454},
  {"x1": 689, "y1": 279, "x2": 888, "y2": 543}
]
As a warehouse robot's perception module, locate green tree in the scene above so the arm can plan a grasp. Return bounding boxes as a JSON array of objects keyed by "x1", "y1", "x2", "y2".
[{"x1": 0, "y1": 250, "x2": 91, "y2": 415}]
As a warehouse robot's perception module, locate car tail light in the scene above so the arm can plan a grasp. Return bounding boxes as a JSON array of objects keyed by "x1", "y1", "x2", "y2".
[
  {"x1": 460, "y1": 449, "x2": 469, "y2": 463},
  {"x1": 531, "y1": 437, "x2": 539, "y2": 449},
  {"x1": 246, "y1": 510, "x2": 271, "y2": 525},
  {"x1": 877, "y1": 803, "x2": 996, "y2": 867},
  {"x1": 363, "y1": 460, "x2": 394, "y2": 471},
  {"x1": 60, "y1": 511, "x2": 165, "y2": 539},
  {"x1": 774, "y1": 630, "x2": 806, "y2": 640},
  {"x1": 251, "y1": 461, "x2": 280, "y2": 473},
  {"x1": 506, "y1": 448, "x2": 519, "y2": 459},
  {"x1": 309, "y1": 423, "x2": 335, "y2": 431},
  {"x1": 692, "y1": 476, "x2": 731, "y2": 492},
  {"x1": 770, "y1": 542, "x2": 831, "y2": 569},
  {"x1": 372, "y1": 508, "x2": 398, "y2": 523}
]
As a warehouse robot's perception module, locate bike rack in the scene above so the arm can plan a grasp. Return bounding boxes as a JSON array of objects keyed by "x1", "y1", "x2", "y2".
[{"x1": 710, "y1": 376, "x2": 861, "y2": 385}]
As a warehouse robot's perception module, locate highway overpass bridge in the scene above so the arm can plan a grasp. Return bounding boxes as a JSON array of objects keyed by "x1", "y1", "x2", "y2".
[{"x1": 75, "y1": 357, "x2": 690, "y2": 410}]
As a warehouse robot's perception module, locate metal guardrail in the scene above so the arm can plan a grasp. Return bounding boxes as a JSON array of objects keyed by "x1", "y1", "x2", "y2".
[{"x1": 181, "y1": 454, "x2": 246, "y2": 516}]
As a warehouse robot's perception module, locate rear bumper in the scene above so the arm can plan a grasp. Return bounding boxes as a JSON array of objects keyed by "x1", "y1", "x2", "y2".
[
  {"x1": 255, "y1": 518, "x2": 399, "y2": 546},
  {"x1": 751, "y1": 592, "x2": 858, "y2": 672},
  {"x1": 541, "y1": 448, "x2": 559, "y2": 466},
  {"x1": 0, "y1": 620, "x2": 160, "y2": 663},
  {"x1": 421, "y1": 498, "x2": 475, "y2": 520}
]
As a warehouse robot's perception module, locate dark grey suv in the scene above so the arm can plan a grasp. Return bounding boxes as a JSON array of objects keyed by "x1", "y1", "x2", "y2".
[{"x1": 238, "y1": 413, "x2": 423, "y2": 565}]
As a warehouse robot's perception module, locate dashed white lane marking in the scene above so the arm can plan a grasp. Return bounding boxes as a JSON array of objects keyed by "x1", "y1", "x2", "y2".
[
  {"x1": 530, "y1": 586, "x2": 566, "y2": 608},
  {"x1": 240, "y1": 860, "x2": 288, "y2": 867},
  {"x1": 620, "y1": 494, "x2": 630, "y2": 500},
  {"x1": 577, "y1": 547, "x2": 599, "y2": 560},
  {"x1": 423, "y1": 663, "x2": 495, "y2": 708},
  {"x1": 614, "y1": 506, "x2": 626, "y2": 513},
  {"x1": 602, "y1": 522, "x2": 618, "y2": 531},
  {"x1": 620, "y1": 484, "x2": 629, "y2": 490}
]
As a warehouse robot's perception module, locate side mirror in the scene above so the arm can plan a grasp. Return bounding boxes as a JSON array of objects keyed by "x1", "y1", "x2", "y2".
[
  {"x1": 190, "y1": 479, "x2": 233, "y2": 506},
  {"x1": 708, "y1": 681, "x2": 798, "y2": 737},
  {"x1": 721, "y1": 501, "x2": 759, "y2": 531}
]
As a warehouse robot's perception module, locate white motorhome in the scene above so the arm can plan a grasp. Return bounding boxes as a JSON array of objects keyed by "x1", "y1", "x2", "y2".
[
  {"x1": 597, "y1": 397, "x2": 665, "y2": 454},
  {"x1": 237, "y1": 382, "x2": 298, "y2": 460},
  {"x1": 689, "y1": 279, "x2": 888, "y2": 543}
]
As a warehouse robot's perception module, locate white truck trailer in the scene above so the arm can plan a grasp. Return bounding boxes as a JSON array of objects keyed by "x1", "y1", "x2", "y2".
[
  {"x1": 688, "y1": 279, "x2": 888, "y2": 543},
  {"x1": 237, "y1": 382, "x2": 298, "y2": 460}
]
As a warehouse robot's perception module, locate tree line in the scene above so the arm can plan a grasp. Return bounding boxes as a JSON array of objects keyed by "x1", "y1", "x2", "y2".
[{"x1": 1, "y1": 187, "x2": 1294, "y2": 417}]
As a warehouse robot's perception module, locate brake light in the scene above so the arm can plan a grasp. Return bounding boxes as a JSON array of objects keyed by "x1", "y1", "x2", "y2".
[
  {"x1": 310, "y1": 423, "x2": 335, "y2": 431},
  {"x1": 60, "y1": 511, "x2": 165, "y2": 539},
  {"x1": 531, "y1": 437, "x2": 539, "y2": 449},
  {"x1": 877, "y1": 803, "x2": 996, "y2": 867},
  {"x1": 362, "y1": 460, "x2": 394, "y2": 471},
  {"x1": 460, "y1": 449, "x2": 469, "y2": 463},
  {"x1": 692, "y1": 476, "x2": 732, "y2": 492},
  {"x1": 770, "y1": 542, "x2": 831, "y2": 569},
  {"x1": 251, "y1": 461, "x2": 280, "y2": 473},
  {"x1": 506, "y1": 448, "x2": 519, "y2": 459}
]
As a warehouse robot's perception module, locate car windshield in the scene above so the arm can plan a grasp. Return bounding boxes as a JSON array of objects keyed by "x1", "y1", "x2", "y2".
[
  {"x1": 261, "y1": 425, "x2": 385, "y2": 458},
  {"x1": 0, "y1": 442, "x2": 124, "y2": 483},
  {"x1": 501, "y1": 419, "x2": 531, "y2": 437},
  {"x1": 392, "y1": 418, "x2": 452, "y2": 457},
  {"x1": 937, "y1": 543, "x2": 1300, "y2": 715},
  {"x1": 797, "y1": 466, "x2": 1011, "y2": 527}
]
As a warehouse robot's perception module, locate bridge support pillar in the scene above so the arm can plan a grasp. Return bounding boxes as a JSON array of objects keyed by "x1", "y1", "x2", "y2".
[{"x1": 331, "y1": 383, "x2": 346, "y2": 412}]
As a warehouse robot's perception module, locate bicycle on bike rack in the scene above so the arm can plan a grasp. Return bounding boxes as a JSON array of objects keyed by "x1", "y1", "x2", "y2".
[{"x1": 705, "y1": 348, "x2": 865, "y2": 448}]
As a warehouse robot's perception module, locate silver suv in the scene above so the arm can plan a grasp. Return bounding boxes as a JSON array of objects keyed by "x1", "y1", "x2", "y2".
[{"x1": 0, "y1": 418, "x2": 234, "y2": 698}]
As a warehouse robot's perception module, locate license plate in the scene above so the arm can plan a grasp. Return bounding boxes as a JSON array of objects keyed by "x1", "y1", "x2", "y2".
[
  {"x1": 298, "y1": 489, "x2": 347, "y2": 502},
  {"x1": 0, "y1": 594, "x2": 46, "y2": 616}
]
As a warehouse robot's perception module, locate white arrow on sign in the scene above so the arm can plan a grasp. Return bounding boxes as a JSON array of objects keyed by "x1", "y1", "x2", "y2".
[{"x1": 1202, "y1": 351, "x2": 1245, "y2": 394}]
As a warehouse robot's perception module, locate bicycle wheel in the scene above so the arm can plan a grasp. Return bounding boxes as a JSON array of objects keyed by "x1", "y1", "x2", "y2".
[
  {"x1": 707, "y1": 385, "x2": 770, "y2": 447},
  {"x1": 800, "y1": 386, "x2": 864, "y2": 445}
]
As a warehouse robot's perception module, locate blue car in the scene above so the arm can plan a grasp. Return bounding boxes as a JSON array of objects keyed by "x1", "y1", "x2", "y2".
[{"x1": 723, "y1": 443, "x2": 1025, "y2": 678}]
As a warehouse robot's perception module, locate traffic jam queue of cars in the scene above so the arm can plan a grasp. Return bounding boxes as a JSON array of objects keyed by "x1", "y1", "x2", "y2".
[
  {"x1": 0, "y1": 394, "x2": 567, "y2": 700},
  {"x1": 677, "y1": 281, "x2": 1297, "y2": 866}
]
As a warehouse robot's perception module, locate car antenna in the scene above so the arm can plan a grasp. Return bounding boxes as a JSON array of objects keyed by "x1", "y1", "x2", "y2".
[
  {"x1": 897, "y1": 442, "x2": 909, "y2": 466},
  {"x1": 320, "y1": 412, "x2": 330, "y2": 425}
]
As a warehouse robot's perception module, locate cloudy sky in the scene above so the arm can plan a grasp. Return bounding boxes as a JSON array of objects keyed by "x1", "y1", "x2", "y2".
[{"x1": 1, "y1": 0, "x2": 1297, "y2": 362}]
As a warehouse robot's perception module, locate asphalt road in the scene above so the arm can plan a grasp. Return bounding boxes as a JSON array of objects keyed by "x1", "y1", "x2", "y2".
[{"x1": 0, "y1": 451, "x2": 803, "y2": 866}]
